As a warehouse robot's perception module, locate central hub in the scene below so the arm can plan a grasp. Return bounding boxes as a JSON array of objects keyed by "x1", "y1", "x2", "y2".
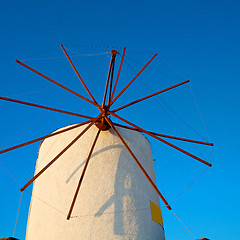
[
  {"x1": 95, "y1": 118, "x2": 111, "y2": 131},
  {"x1": 95, "y1": 106, "x2": 111, "y2": 131}
]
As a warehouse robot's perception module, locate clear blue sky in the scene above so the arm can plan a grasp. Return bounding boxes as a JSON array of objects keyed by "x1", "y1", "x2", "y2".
[{"x1": 0, "y1": 0, "x2": 239, "y2": 239}]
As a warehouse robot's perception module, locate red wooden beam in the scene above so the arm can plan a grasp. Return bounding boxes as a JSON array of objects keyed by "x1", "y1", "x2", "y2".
[
  {"x1": 60, "y1": 44, "x2": 101, "y2": 112},
  {"x1": 0, "y1": 120, "x2": 92, "y2": 155},
  {"x1": 67, "y1": 129, "x2": 101, "y2": 220},
  {"x1": 0, "y1": 96, "x2": 93, "y2": 119},
  {"x1": 107, "y1": 54, "x2": 117, "y2": 107},
  {"x1": 20, "y1": 113, "x2": 103, "y2": 192},
  {"x1": 104, "y1": 116, "x2": 171, "y2": 210},
  {"x1": 109, "y1": 111, "x2": 212, "y2": 167},
  {"x1": 15, "y1": 60, "x2": 101, "y2": 109},
  {"x1": 110, "y1": 53, "x2": 158, "y2": 106},
  {"x1": 102, "y1": 50, "x2": 117, "y2": 107},
  {"x1": 112, "y1": 80, "x2": 190, "y2": 112},
  {"x1": 110, "y1": 47, "x2": 126, "y2": 103},
  {"x1": 113, "y1": 122, "x2": 213, "y2": 146}
]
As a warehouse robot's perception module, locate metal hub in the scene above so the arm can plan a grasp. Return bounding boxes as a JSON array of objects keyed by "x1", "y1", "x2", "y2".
[
  {"x1": 95, "y1": 106, "x2": 111, "y2": 131},
  {"x1": 95, "y1": 117, "x2": 111, "y2": 131}
]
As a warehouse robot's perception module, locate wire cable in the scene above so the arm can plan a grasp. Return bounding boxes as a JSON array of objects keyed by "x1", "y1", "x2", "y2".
[
  {"x1": 154, "y1": 161, "x2": 168, "y2": 200},
  {"x1": 0, "y1": 161, "x2": 21, "y2": 187},
  {"x1": 72, "y1": 207, "x2": 150, "y2": 218},
  {"x1": 170, "y1": 168, "x2": 208, "y2": 204},
  {"x1": 64, "y1": 46, "x2": 111, "y2": 56},
  {"x1": 125, "y1": 55, "x2": 182, "y2": 81},
  {"x1": 171, "y1": 209, "x2": 196, "y2": 239},
  {"x1": 13, "y1": 191, "x2": 23, "y2": 237}
]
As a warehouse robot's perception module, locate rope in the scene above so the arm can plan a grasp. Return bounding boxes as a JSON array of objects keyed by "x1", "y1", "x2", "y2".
[
  {"x1": 0, "y1": 161, "x2": 21, "y2": 187},
  {"x1": 125, "y1": 56, "x2": 181, "y2": 81},
  {"x1": 154, "y1": 161, "x2": 168, "y2": 200},
  {"x1": 77, "y1": 54, "x2": 109, "y2": 74},
  {"x1": 6, "y1": 86, "x2": 53, "y2": 98},
  {"x1": 20, "y1": 56, "x2": 68, "y2": 61},
  {"x1": 73, "y1": 54, "x2": 110, "y2": 87},
  {"x1": 188, "y1": 84, "x2": 213, "y2": 163},
  {"x1": 126, "y1": 49, "x2": 155, "y2": 55},
  {"x1": 19, "y1": 46, "x2": 59, "y2": 62},
  {"x1": 20, "y1": 48, "x2": 110, "y2": 62},
  {"x1": 0, "y1": 95, "x2": 71, "y2": 190},
  {"x1": 30, "y1": 193, "x2": 66, "y2": 216},
  {"x1": 155, "y1": 97, "x2": 209, "y2": 161},
  {"x1": 137, "y1": 76, "x2": 210, "y2": 163},
  {"x1": 64, "y1": 46, "x2": 111, "y2": 56},
  {"x1": 157, "y1": 54, "x2": 187, "y2": 80},
  {"x1": 13, "y1": 191, "x2": 23, "y2": 237},
  {"x1": 170, "y1": 168, "x2": 208, "y2": 204},
  {"x1": 0, "y1": 78, "x2": 77, "y2": 187},
  {"x1": 171, "y1": 209, "x2": 196, "y2": 239},
  {"x1": 71, "y1": 207, "x2": 150, "y2": 218},
  {"x1": 20, "y1": 54, "x2": 109, "y2": 62},
  {"x1": 158, "y1": 97, "x2": 207, "y2": 140},
  {"x1": 64, "y1": 43, "x2": 123, "y2": 51},
  {"x1": 0, "y1": 111, "x2": 49, "y2": 151},
  {"x1": 188, "y1": 84, "x2": 211, "y2": 141}
]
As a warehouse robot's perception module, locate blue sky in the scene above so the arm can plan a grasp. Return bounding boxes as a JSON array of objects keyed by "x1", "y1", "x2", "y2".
[{"x1": 0, "y1": 0, "x2": 239, "y2": 239}]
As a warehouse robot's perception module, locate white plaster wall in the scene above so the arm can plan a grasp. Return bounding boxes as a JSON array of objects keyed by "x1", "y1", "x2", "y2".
[{"x1": 25, "y1": 124, "x2": 165, "y2": 240}]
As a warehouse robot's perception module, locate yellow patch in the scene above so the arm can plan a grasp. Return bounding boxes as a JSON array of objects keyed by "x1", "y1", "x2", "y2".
[{"x1": 150, "y1": 200, "x2": 163, "y2": 225}]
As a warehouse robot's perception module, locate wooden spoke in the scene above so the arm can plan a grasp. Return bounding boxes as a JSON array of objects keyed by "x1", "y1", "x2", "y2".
[
  {"x1": 107, "y1": 56, "x2": 116, "y2": 107},
  {"x1": 0, "y1": 120, "x2": 92, "y2": 155},
  {"x1": 104, "y1": 117, "x2": 171, "y2": 210},
  {"x1": 110, "y1": 47, "x2": 126, "y2": 103},
  {"x1": 60, "y1": 44, "x2": 101, "y2": 112},
  {"x1": 15, "y1": 60, "x2": 101, "y2": 109},
  {"x1": 112, "y1": 80, "x2": 190, "y2": 112},
  {"x1": 102, "y1": 51, "x2": 117, "y2": 107},
  {"x1": 113, "y1": 122, "x2": 213, "y2": 146},
  {"x1": 20, "y1": 113, "x2": 103, "y2": 192},
  {"x1": 67, "y1": 129, "x2": 101, "y2": 220},
  {"x1": 0, "y1": 96, "x2": 94, "y2": 119},
  {"x1": 110, "y1": 53, "x2": 157, "y2": 106},
  {"x1": 108, "y1": 111, "x2": 212, "y2": 167}
]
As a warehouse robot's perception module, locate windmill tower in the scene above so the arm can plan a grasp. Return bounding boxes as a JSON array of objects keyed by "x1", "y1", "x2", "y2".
[
  {"x1": 0, "y1": 46, "x2": 213, "y2": 239},
  {"x1": 25, "y1": 124, "x2": 165, "y2": 239}
]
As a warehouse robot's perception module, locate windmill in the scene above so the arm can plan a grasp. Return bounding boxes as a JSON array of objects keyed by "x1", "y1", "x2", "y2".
[{"x1": 0, "y1": 46, "x2": 213, "y2": 239}]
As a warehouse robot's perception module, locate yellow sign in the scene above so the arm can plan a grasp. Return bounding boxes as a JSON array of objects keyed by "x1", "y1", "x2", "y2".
[{"x1": 150, "y1": 201, "x2": 163, "y2": 225}]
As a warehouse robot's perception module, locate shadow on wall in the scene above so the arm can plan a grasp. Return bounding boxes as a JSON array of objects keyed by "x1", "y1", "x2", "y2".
[{"x1": 65, "y1": 143, "x2": 139, "y2": 238}]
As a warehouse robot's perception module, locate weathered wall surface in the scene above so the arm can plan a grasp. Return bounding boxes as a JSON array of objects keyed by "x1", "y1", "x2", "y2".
[{"x1": 26, "y1": 124, "x2": 165, "y2": 240}]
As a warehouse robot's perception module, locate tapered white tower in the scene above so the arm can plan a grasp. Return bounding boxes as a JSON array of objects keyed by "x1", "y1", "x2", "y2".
[{"x1": 25, "y1": 124, "x2": 165, "y2": 240}]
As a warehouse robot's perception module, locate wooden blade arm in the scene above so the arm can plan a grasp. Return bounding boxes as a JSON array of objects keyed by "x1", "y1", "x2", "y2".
[
  {"x1": 0, "y1": 96, "x2": 93, "y2": 119},
  {"x1": 110, "y1": 47, "x2": 126, "y2": 103},
  {"x1": 107, "y1": 57, "x2": 116, "y2": 107},
  {"x1": 108, "y1": 111, "x2": 212, "y2": 167},
  {"x1": 67, "y1": 129, "x2": 101, "y2": 220},
  {"x1": 104, "y1": 117, "x2": 171, "y2": 210},
  {"x1": 0, "y1": 120, "x2": 92, "y2": 155},
  {"x1": 60, "y1": 44, "x2": 101, "y2": 112},
  {"x1": 15, "y1": 60, "x2": 101, "y2": 109},
  {"x1": 102, "y1": 51, "x2": 117, "y2": 107},
  {"x1": 112, "y1": 80, "x2": 190, "y2": 112},
  {"x1": 20, "y1": 113, "x2": 102, "y2": 192},
  {"x1": 113, "y1": 122, "x2": 213, "y2": 146},
  {"x1": 110, "y1": 53, "x2": 157, "y2": 106}
]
